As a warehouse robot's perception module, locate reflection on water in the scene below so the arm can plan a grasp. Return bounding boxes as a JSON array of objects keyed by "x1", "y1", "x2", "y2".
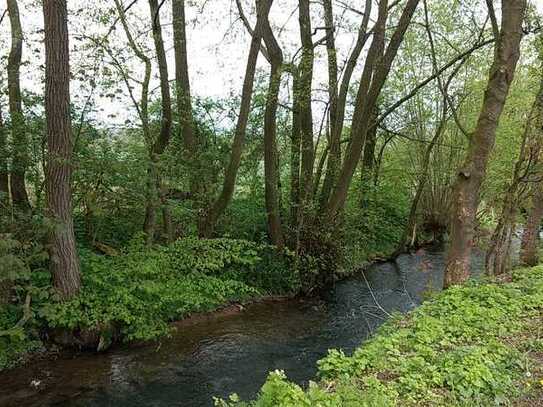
[{"x1": 0, "y1": 246, "x2": 485, "y2": 407}]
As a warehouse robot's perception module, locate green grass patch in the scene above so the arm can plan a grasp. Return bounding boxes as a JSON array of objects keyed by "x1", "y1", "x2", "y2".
[{"x1": 218, "y1": 265, "x2": 543, "y2": 406}]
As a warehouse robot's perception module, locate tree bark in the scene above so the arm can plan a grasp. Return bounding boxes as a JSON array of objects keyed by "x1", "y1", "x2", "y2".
[
  {"x1": 113, "y1": 0, "x2": 154, "y2": 243},
  {"x1": 318, "y1": 0, "x2": 339, "y2": 209},
  {"x1": 297, "y1": 0, "x2": 315, "y2": 221},
  {"x1": 520, "y1": 184, "x2": 543, "y2": 266},
  {"x1": 43, "y1": 0, "x2": 81, "y2": 299},
  {"x1": 0, "y1": 106, "x2": 9, "y2": 209},
  {"x1": 199, "y1": 0, "x2": 272, "y2": 237},
  {"x1": 486, "y1": 67, "x2": 543, "y2": 275},
  {"x1": 325, "y1": 0, "x2": 420, "y2": 222},
  {"x1": 289, "y1": 68, "x2": 302, "y2": 230},
  {"x1": 319, "y1": 0, "x2": 372, "y2": 207},
  {"x1": 149, "y1": 0, "x2": 173, "y2": 242},
  {"x1": 7, "y1": 0, "x2": 31, "y2": 212},
  {"x1": 173, "y1": 0, "x2": 199, "y2": 201},
  {"x1": 444, "y1": 0, "x2": 526, "y2": 287},
  {"x1": 261, "y1": 0, "x2": 284, "y2": 248}
]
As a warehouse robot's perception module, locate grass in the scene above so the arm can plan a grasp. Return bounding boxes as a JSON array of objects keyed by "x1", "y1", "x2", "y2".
[{"x1": 218, "y1": 265, "x2": 543, "y2": 406}]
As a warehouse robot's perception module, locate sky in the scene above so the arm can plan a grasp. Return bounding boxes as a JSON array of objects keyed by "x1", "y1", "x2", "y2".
[{"x1": 1, "y1": 0, "x2": 543, "y2": 129}]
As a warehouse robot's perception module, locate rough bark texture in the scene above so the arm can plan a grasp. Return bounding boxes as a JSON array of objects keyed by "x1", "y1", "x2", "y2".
[
  {"x1": 149, "y1": 0, "x2": 173, "y2": 242},
  {"x1": 0, "y1": 106, "x2": 9, "y2": 209},
  {"x1": 486, "y1": 69, "x2": 543, "y2": 275},
  {"x1": 325, "y1": 0, "x2": 420, "y2": 222},
  {"x1": 199, "y1": 0, "x2": 272, "y2": 237},
  {"x1": 520, "y1": 184, "x2": 543, "y2": 266},
  {"x1": 261, "y1": 0, "x2": 284, "y2": 248},
  {"x1": 444, "y1": 0, "x2": 526, "y2": 287},
  {"x1": 173, "y1": 0, "x2": 199, "y2": 196},
  {"x1": 7, "y1": 0, "x2": 31, "y2": 212},
  {"x1": 319, "y1": 0, "x2": 372, "y2": 207},
  {"x1": 43, "y1": 0, "x2": 81, "y2": 299},
  {"x1": 289, "y1": 69, "x2": 302, "y2": 230},
  {"x1": 318, "y1": 0, "x2": 339, "y2": 209},
  {"x1": 297, "y1": 0, "x2": 315, "y2": 217}
]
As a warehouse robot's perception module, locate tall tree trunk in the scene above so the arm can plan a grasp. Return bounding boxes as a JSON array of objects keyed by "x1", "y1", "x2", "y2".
[
  {"x1": 520, "y1": 184, "x2": 543, "y2": 266},
  {"x1": 149, "y1": 0, "x2": 173, "y2": 242},
  {"x1": 486, "y1": 65, "x2": 543, "y2": 275},
  {"x1": 0, "y1": 106, "x2": 9, "y2": 209},
  {"x1": 261, "y1": 0, "x2": 284, "y2": 248},
  {"x1": 325, "y1": 0, "x2": 420, "y2": 222},
  {"x1": 172, "y1": 0, "x2": 200, "y2": 212},
  {"x1": 289, "y1": 69, "x2": 302, "y2": 231},
  {"x1": 444, "y1": 0, "x2": 526, "y2": 287},
  {"x1": 297, "y1": 0, "x2": 315, "y2": 224},
  {"x1": 319, "y1": 0, "x2": 372, "y2": 207},
  {"x1": 113, "y1": 0, "x2": 153, "y2": 243},
  {"x1": 7, "y1": 0, "x2": 31, "y2": 212},
  {"x1": 199, "y1": 0, "x2": 272, "y2": 237},
  {"x1": 318, "y1": 0, "x2": 339, "y2": 209},
  {"x1": 43, "y1": 0, "x2": 81, "y2": 299}
]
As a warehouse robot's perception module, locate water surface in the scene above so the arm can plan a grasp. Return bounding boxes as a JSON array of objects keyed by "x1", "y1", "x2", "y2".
[{"x1": 0, "y1": 246, "x2": 485, "y2": 406}]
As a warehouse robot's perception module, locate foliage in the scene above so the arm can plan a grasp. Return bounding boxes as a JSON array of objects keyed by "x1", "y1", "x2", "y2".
[
  {"x1": 342, "y1": 179, "x2": 410, "y2": 270},
  {"x1": 219, "y1": 266, "x2": 543, "y2": 406},
  {"x1": 39, "y1": 236, "x2": 300, "y2": 342}
]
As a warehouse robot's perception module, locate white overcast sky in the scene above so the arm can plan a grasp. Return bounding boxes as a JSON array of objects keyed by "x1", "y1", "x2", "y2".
[{"x1": 1, "y1": 0, "x2": 543, "y2": 128}]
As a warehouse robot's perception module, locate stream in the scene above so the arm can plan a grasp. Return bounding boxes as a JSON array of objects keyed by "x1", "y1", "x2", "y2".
[{"x1": 0, "y1": 245, "x2": 486, "y2": 407}]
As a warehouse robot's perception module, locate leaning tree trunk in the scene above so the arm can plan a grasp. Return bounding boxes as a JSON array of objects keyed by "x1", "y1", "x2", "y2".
[
  {"x1": 520, "y1": 184, "x2": 543, "y2": 266},
  {"x1": 444, "y1": 0, "x2": 526, "y2": 287},
  {"x1": 43, "y1": 0, "x2": 81, "y2": 299},
  {"x1": 261, "y1": 1, "x2": 285, "y2": 249},
  {"x1": 486, "y1": 67, "x2": 543, "y2": 275},
  {"x1": 199, "y1": 0, "x2": 272, "y2": 238},
  {"x1": 7, "y1": 0, "x2": 31, "y2": 212}
]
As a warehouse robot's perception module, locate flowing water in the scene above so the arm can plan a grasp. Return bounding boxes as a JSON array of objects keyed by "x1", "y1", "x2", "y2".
[{"x1": 0, "y1": 246, "x2": 486, "y2": 407}]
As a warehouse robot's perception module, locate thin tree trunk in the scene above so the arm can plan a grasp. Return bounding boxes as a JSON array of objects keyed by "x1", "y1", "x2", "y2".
[
  {"x1": 289, "y1": 68, "x2": 302, "y2": 230},
  {"x1": 149, "y1": 0, "x2": 173, "y2": 242},
  {"x1": 0, "y1": 106, "x2": 9, "y2": 209},
  {"x1": 318, "y1": 0, "x2": 338, "y2": 212},
  {"x1": 444, "y1": 0, "x2": 526, "y2": 287},
  {"x1": 261, "y1": 0, "x2": 284, "y2": 248},
  {"x1": 113, "y1": 0, "x2": 154, "y2": 243},
  {"x1": 199, "y1": 0, "x2": 272, "y2": 237},
  {"x1": 486, "y1": 66, "x2": 543, "y2": 275},
  {"x1": 520, "y1": 184, "x2": 543, "y2": 266},
  {"x1": 297, "y1": 0, "x2": 315, "y2": 223},
  {"x1": 320, "y1": 0, "x2": 372, "y2": 207},
  {"x1": 7, "y1": 0, "x2": 31, "y2": 212},
  {"x1": 43, "y1": 0, "x2": 81, "y2": 299},
  {"x1": 325, "y1": 0, "x2": 420, "y2": 222}
]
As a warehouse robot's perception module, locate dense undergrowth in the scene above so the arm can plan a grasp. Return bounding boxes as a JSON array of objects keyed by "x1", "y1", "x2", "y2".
[
  {"x1": 0, "y1": 235, "x2": 298, "y2": 369},
  {"x1": 217, "y1": 265, "x2": 543, "y2": 406}
]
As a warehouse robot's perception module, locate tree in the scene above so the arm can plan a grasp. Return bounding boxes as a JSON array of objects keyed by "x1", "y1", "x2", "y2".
[
  {"x1": 444, "y1": 0, "x2": 526, "y2": 287},
  {"x1": 199, "y1": 0, "x2": 272, "y2": 237},
  {"x1": 7, "y1": 0, "x2": 31, "y2": 211},
  {"x1": 520, "y1": 182, "x2": 543, "y2": 266},
  {"x1": 486, "y1": 52, "x2": 543, "y2": 275},
  {"x1": 43, "y1": 0, "x2": 81, "y2": 299},
  {"x1": 0, "y1": 103, "x2": 8, "y2": 209},
  {"x1": 148, "y1": 0, "x2": 173, "y2": 241},
  {"x1": 261, "y1": 0, "x2": 284, "y2": 248},
  {"x1": 172, "y1": 0, "x2": 200, "y2": 213},
  {"x1": 324, "y1": 0, "x2": 420, "y2": 222}
]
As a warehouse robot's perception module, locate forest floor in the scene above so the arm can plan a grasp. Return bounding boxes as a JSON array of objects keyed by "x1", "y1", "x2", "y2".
[{"x1": 220, "y1": 265, "x2": 543, "y2": 406}]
